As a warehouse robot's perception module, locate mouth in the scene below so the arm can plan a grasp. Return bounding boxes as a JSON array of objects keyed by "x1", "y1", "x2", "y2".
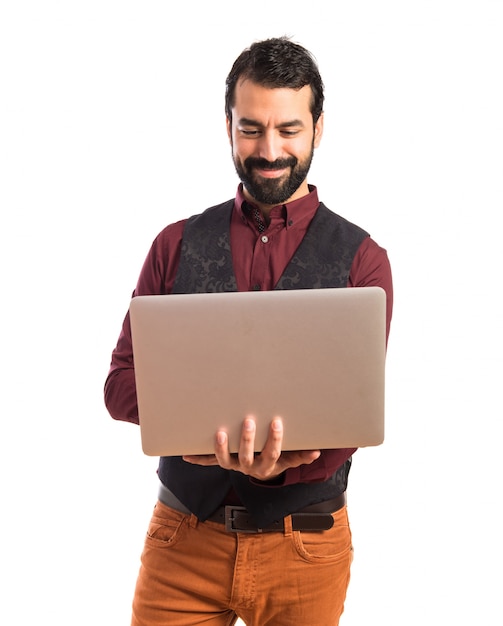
[
  {"x1": 245, "y1": 157, "x2": 296, "y2": 181},
  {"x1": 254, "y1": 166, "x2": 288, "y2": 179}
]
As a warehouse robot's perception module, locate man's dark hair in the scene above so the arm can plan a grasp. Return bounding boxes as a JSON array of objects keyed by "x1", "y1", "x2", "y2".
[{"x1": 225, "y1": 37, "x2": 324, "y2": 124}]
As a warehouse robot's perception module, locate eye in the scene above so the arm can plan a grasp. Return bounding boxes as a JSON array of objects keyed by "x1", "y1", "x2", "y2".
[
  {"x1": 279, "y1": 125, "x2": 303, "y2": 137},
  {"x1": 240, "y1": 129, "x2": 260, "y2": 136}
]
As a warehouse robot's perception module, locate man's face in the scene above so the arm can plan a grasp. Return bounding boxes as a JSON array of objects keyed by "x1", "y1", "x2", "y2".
[{"x1": 227, "y1": 80, "x2": 323, "y2": 207}]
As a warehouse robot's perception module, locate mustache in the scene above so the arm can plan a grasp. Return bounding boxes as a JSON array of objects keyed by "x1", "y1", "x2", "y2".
[{"x1": 244, "y1": 156, "x2": 298, "y2": 171}]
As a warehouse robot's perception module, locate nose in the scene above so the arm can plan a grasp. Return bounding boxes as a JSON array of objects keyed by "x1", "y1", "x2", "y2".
[{"x1": 256, "y1": 130, "x2": 282, "y2": 163}]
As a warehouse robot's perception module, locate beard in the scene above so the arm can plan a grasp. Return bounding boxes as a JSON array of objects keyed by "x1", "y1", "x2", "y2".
[{"x1": 232, "y1": 145, "x2": 314, "y2": 206}]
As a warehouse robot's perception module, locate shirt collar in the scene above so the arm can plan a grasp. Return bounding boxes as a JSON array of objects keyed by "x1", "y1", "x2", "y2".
[{"x1": 235, "y1": 184, "x2": 320, "y2": 230}]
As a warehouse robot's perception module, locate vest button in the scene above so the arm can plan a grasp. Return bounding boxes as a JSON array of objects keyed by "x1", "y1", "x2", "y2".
[
  {"x1": 261, "y1": 235, "x2": 269, "y2": 243},
  {"x1": 252, "y1": 284, "x2": 261, "y2": 291}
]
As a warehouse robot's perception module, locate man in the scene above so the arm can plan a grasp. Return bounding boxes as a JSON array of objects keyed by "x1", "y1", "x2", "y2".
[{"x1": 105, "y1": 36, "x2": 393, "y2": 626}]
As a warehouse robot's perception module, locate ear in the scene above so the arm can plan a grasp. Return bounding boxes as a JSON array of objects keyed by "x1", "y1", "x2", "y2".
[
  {"x1": 313, "y1": 112, "x2": 324, "y2": 148},
  {"x1": 226, "y1": 116, "x2": 232, "y2": 143}
]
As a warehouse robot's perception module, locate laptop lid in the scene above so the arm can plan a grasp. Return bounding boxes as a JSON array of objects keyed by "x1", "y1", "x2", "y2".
[{"x1": 129, "y1": 286, "x2": 386, "y2": 456}]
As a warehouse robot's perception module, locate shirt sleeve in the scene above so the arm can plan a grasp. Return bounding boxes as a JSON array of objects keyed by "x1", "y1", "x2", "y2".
[
  {"x1": 278, "y1": 235, "x2": 394, "y2": 486},
  {"x1": 103, "y1": 220, "x2": 186, "y2": 423}
]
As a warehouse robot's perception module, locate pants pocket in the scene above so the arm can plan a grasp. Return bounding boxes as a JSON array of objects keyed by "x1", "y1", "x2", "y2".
[
  {"x1": 144, "y1": 501, "x2": 188, "y2": 548},
  {"x1": 293, "y1": 506, "x2": 353, "y2": 563}
]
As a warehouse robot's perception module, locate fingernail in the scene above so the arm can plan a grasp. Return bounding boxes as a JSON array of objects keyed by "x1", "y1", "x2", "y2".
[
  {"x1": 272, "y1": 419, "x2": 282, "y2": 431},
  {"x1": 244, "y1": 419, "x2": 255, "y2": 431},
  {"x1": 217, "y1": 431, "x2": 227, "y2": 445}
]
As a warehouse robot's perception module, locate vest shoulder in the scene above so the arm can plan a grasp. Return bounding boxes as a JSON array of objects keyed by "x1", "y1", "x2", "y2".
[
  {"x1": 185, "y1": 199, "x2": 235, "y2": 226},
  {"x1": 317, "y1": 203, "x2": 370, "y2": 238}
]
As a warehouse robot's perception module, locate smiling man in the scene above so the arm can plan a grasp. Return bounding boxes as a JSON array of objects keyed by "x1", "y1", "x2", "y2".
[
  {"x1": 228, "y1": 80, "x2": 322, "y2": 209},
  {"x1": 105, "y1": 37, "x2": 393, "y2": 625}
]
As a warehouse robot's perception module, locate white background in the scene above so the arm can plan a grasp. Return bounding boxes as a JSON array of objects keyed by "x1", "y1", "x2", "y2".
[{"x1": 1, "y1": 1, "x2": 502, "y2": 624}]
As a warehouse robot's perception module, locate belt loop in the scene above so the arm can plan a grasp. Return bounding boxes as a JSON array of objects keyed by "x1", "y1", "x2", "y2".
[
  {"x1": 283, "y1": 514, "x2": 293, "y2": 537},
  {"x1": 189, "y1": 514, "x2": 199, "y2": 529}
]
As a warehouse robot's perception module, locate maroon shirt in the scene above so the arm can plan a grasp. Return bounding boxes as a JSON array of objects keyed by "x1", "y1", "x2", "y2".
[{"x1": 105, "y1": 185, "x2": 393, "y2": 486}]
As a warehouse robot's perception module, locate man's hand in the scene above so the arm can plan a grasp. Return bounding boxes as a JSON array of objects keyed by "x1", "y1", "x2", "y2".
[{"x1": 182, "y1": 417, "x2": 321, "y2": 481}]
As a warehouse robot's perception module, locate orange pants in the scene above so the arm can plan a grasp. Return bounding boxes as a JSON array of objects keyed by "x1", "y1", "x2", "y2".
[{"x1": 131, "y1": 499, "x2": 353, "y2": 626}]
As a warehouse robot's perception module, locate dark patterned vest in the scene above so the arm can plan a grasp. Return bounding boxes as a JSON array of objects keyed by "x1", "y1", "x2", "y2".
[{"x1": 158, "y1": 199, "x2": 369, "y2": 526}]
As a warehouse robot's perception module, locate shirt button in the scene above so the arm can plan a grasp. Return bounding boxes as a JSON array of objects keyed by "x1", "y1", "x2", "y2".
[{"x1": 261, "y1": 235, "x2": 269, "y2": 243}]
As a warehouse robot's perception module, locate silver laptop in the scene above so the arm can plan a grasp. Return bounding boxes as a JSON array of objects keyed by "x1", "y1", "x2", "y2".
[{"x1": 129, "y1": 287, "x2": 387, "y2": 456}]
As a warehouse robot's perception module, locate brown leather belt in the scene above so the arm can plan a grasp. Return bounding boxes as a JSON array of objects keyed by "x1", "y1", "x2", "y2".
[{"x1": 158, "y1": 482, "x2": 346, "y2": 533}]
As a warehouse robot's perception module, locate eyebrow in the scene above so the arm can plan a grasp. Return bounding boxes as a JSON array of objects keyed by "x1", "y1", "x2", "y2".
[{"x1": 237, "y1": 117, "x2": 306, "y2": 129}]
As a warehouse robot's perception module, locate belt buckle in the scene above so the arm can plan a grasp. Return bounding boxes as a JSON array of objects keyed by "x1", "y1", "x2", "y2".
[{"x1": 224, "y1": 505, "x2": 260, "y2": 533}]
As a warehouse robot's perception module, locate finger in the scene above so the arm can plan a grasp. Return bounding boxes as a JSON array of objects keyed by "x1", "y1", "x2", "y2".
[
  {"x1": 300, "y1": 449, "x2": 321, "y2": 463},
  {"x1": 213, "y1": 430, "x2": 235, "y2": 469},
  {"x1": 238, "y1": 418, "x2": 256, "y2": 468},
  {"x1": 279, "y1": 449, "x2": 321, "y2": 470},
  {"x1": 260, "y1": 418, "x2": 283, "y2": 464},
  {"x1": 182, "y1": 454, "x2": 219, "y2": 466}
]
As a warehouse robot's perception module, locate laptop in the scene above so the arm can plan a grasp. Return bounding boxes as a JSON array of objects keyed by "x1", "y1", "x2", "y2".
[{"x1": 129, "y1": 286, "x2": 387, "y2": 456}]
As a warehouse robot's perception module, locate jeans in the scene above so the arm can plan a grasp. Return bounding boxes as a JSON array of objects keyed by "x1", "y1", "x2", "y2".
[{"x1": 131, "y1": 499, "x2": 353, "y2": 625}]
